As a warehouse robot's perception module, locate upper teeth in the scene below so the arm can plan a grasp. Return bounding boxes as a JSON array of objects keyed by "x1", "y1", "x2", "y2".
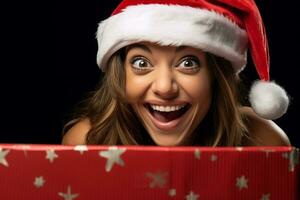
[{"x1": 150, "y1": 104, "x2": 186, "y2": 112}]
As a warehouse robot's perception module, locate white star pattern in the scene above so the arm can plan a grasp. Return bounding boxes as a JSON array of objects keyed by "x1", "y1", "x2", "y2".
[
  {"x1": 74, "y1": 145, "x2": 88, "y2": 155},
  {"x1": 236, "y1": 147, "x2": 243, "y2": 151},
  {"x1": 12, "y1": 145, "x2": 31, "y2": 157},
  {"x1": 46, "y1": 149, "x2": 58, "y2": 163},
  {"x1": 2, "y1": 144, "x2": 295, "y2": 199},
  {"x1": 261, "y1": 193, "x2": 270, "y2": 200},
  {"x1": 0, "y1": 148, "x2": 10, "y2": 167},
  {"x1": 185, "y1": 191, "x2": 199, "y2": 200},
  {"x1": 145, "y1": 171, "x2": 168, "y2": 188},
  {"x1": 236, "y1": 175, "x2": 248, "y2": 190},
  {"x1": 210, "y1": 154, "x2": 217, "y2": 162},
  {"x1": 261, "y1": 149, "x2": 275, "y2": 158},
  {"x1": 194, "y1": 149, "x2": 201, "y2": 160},
  {"x1": 168, "y1": 188, "x2": 176, "y2": 197},
  {"x1": 282, "y1": 148, "x2": 299, "y2": 172},
  {"x1": 58, "y1": 185, "x2": 79, "y2": 200},
  {"x1": 282, "y1": 152, "x2": 288, "y2": 159},
  {"x1": 21, "y1": 145, "x2": 31, "y2": 157},
  {"x1": 34, "y1": 176, "x2": 45, "y2": 188},
  {"x1": 288, "y1": 148, "x2": 299, "y2": 172},
  {"x1": 99, "y1": 146, "x2": 126, "y2": 172}
]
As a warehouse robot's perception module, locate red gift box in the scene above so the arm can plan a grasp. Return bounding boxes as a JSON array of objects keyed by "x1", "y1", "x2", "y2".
[{"x1": 0, "y1": 144, "x2": 299, "y2": 200}]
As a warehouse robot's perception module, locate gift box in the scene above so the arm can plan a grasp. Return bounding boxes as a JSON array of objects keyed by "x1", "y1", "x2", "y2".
[{"x1": 0, "y1": 144, "x2": 299, "y2": 200}]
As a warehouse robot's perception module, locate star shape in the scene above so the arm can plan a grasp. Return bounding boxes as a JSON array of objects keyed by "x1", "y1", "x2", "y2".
[
  {"x1": 185, "y1": 191, "x2": 199, "y2": 200},
  {"x1": 287, "y1": 148, "x2": 299, "y2": 172},
  {"x1": 46, "y1": 149, "x2": 58, "y2": 163},
  {"x1": 145, "y1": 171, "x2": 168, "y2": 188},
  {"x1": 12, "y1": 145, "x2": 31, "y2": 157},
  {"x1": 74, "y1": 145, "x2": 88, "y2": 155},
  {"x1": 282, "y1": 152, "x2": 288, "y2": 159},
  {"x1": 34, "y1": 176, "x2": 45, "y2": 188},
  {"x1": 282, "y1": 148, "x2": 300, "y2": 172},
  {"x1": 236, "y1": 175, "x2": 248, "y2": 190},
  {"x1": 236, "y1": 147, "x2": 243, "y2": 151},
  {"x1": 0, "y1": 148, "x2": 10, "y2": 167},
  {"x1": 58, "y1": 185, "x2": 79, "y2": 200},
  {"x1": 260, "y1": 149, "x2": 275, "y2": 158},
  {"x1": 168, "y1": 188, "x2": 176, "y2": 197},
  {"x1": 261, "y1": 193, "x2": 270, "y2": 200},
  {"x1": 99, "y1": 146, "x2": 126, "y2": 172},
  {"x1": 194, "y1": 149, "x2": 201, "y2": 160},
  {"x1": 210, "y1": 154, "x2": 217, "y2": 162},
  {"x1": 21, "y1": 145, "x2": 31, "y2": 157}
]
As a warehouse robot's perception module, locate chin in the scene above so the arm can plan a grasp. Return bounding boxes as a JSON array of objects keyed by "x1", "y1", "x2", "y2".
[
  {"x1": 147, "y1": 130, "x2": 190, "y2": 146},
  {"x1": 153, "y1": 139, "x2": 182, "y2": 146}
]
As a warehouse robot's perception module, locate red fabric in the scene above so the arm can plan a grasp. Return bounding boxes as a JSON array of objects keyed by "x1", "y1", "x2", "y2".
[
  {"x1": 0, "y1": 144, "x2": 298, "y2": 199},
  {"x1": 111, "y1": 0, "x2": 269, "y2": 81}
]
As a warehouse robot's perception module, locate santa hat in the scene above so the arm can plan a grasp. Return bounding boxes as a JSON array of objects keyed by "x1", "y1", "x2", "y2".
[{"x1": 95, "y1": 0, "x2": 289, "y2": 120}]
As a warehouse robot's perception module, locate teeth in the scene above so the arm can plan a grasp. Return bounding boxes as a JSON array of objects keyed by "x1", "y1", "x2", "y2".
[{"x1": 150, "y1": 104, "x2": 186, "y2": 112}]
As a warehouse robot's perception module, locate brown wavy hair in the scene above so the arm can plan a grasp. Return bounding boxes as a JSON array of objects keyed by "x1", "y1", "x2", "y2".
[{"x1": 63, "y1": 48, "x2": 250, "y2": 146}]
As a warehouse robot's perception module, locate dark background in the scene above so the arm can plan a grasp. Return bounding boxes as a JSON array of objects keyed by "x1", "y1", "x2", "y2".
[{"x1": 1, "y1": 1, "x2": 299, "y2": 147}]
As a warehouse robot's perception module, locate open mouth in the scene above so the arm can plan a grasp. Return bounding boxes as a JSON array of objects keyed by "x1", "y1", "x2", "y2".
[{"x1": 144, "y1": 103, "x2": 191, "y2": 123}]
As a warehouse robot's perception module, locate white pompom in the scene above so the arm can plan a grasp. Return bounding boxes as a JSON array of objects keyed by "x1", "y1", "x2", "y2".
[{"x1": 249, "y1": 81, "x2": 289, "y2": 120}]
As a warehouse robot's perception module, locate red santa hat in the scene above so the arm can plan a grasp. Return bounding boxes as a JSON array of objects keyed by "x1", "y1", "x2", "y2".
[{"x1": 96, "y1": 0, "x2": 289, "y2": 120}]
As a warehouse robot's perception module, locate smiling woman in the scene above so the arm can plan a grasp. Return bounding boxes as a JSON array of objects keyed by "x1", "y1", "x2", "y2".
[
  {"x1": 62, "y1": 0, "x2": 291, "y2": 147},
  {"x1": 125, "y1": 43, "x2": 213, "y2": 146}
]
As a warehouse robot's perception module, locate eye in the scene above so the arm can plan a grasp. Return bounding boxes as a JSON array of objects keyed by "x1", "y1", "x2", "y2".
[
  {"x1": 177, "y1": 57, "x2": 200, "y2": 69},
  {"x1": 131, "y1": 57, "x2": 152, "y2": 70}
]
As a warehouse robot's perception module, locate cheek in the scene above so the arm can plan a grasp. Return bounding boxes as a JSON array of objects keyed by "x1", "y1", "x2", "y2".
[
  {"x1": 193, "y1": 80, "x2": 212, "y2": 103},
  {"x1": 125, "y1": 68, "x2": 149, "y2": 103},
  {"x1": 179, "y1": 71, "x2": 212, "y2": 103}
]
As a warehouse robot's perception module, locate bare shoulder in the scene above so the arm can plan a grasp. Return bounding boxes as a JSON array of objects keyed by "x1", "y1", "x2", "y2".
[
  {"x1": 241, "y1": 107, "x2": 291, "y2": 146},
  {"x1": 62, "y1": 118, "x2": 91, "y2": 145}
]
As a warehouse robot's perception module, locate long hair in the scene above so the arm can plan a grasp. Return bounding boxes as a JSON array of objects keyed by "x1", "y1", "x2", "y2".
[
  {"x1": 191, "y1": 54, "x2": 249, "y2": 146},
  {"x1": 63, "y1": 48, "x2": 250, "y2": 146}
]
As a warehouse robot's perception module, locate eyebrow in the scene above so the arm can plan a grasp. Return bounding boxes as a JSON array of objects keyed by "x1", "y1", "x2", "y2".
[
  {"x1": 175, "y1": 46, "x2": 188, "y2": 53},
  {"x1": 125, "y1": 44, "x2": 189, "y2": 54},
  {"x1": 126, "y1": 44, "x2": 152, "y2": 54}
]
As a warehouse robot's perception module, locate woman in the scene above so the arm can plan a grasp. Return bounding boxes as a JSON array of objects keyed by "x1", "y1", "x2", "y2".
[{"x1": 62, "y1": 0, "x2": 290, "y2": 146}]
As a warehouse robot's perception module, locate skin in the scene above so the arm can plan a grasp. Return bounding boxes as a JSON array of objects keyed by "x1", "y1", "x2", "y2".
[
  {"x1": 124, "y1": 42, "x2": 212, "y2": 146},
  {"x1": 62, "y1": 43, "x2": 291, "y2": 147},
  {"x1": 62, "y1": 108, "x2": 291, "y2": 146}
]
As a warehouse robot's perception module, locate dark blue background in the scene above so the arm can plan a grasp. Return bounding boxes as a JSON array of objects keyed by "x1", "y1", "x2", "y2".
[{"x1": 1, "y1": 1, "x2": 299, "y2": 147}]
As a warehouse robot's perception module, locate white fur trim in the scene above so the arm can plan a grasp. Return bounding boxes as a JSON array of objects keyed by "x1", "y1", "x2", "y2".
[
  {"x1": 249, "y1": 81, "x2": 289, "y2": 120},
  {"x1": 96, "y1": 4, "x2": 248, "y2": 71}
]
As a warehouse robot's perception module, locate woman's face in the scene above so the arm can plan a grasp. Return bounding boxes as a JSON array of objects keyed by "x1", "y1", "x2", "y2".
[{"x1": 125, "y1": 42, "x2": 212, "y2": 146}]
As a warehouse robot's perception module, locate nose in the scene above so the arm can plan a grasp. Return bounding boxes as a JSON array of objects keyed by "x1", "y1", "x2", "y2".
[{"x1": 152, "y1": 66, "x2": 179, "y2": 99}]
